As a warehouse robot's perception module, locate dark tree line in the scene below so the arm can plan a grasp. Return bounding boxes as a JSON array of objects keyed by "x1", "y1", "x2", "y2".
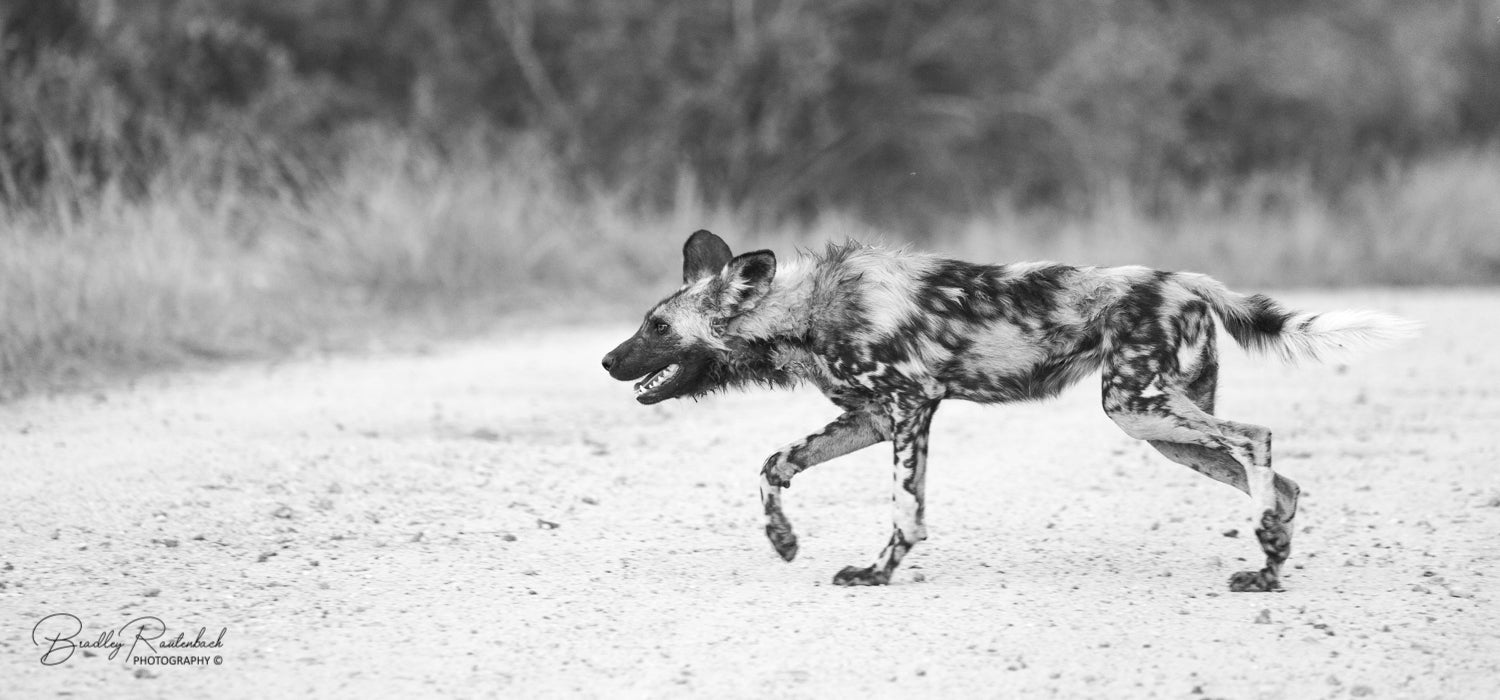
[{"x1": 3, "y1": 0, "x2": 1498, "y2": 224}]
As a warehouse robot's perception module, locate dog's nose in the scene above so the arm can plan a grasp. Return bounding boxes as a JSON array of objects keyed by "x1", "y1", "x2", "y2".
[{"x1": 601, "y1": 352, "x2": 615, "y2": 372}]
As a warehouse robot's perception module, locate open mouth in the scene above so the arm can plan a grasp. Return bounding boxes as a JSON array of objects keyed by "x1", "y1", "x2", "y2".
[{"x1": 633, "y1": 364, "x2": 681, "y2": 398}]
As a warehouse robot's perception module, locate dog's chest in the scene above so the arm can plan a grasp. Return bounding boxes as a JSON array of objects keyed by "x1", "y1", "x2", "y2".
[{"x1": 768, "y1": 345, "x2": 882, "y2": 407}]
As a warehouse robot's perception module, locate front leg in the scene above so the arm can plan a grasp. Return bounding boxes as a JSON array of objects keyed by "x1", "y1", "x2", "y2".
[
  {"x1": 833, "y1": 399, "x2": 939, "y2": 586},
  {"x1": 760, "y1": 409, "x2": 888, "y2": 561}
]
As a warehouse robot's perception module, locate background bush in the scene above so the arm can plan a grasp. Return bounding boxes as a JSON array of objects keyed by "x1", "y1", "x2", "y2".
[
  {"x1": 1, "y1": 0, "x2": 1498, "y2": 397},
  {"x1": 4, "y1": 0, "x2": 1499, "y2": 224}
]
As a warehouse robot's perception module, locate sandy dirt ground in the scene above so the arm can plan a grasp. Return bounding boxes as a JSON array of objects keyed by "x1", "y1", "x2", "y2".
[{"x1": 2, "y1": 289, "x2": 1498, "y2": 698}]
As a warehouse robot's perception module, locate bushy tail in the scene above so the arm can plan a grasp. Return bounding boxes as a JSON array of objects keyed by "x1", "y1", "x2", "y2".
[{"x1": 1175, "y1": 273, "x2": 1421, "y2": 363}]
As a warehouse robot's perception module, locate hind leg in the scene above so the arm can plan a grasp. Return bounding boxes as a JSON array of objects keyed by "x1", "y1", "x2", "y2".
[
  {"x1": 1146, "y1": 342, "x2": 1300, "y2": 523},
  {"x1": 1154, "y1": 419, "x2": 1291, "y2": 591},
  {"x1": 1103, "y1": 303, "x2": 1295, "y2": 592},
  {"x1": 1151, "y1": 442, "x2": 1300, "y2": 523},
  {"x1": 1111, "y1": 401, "x2": 1293, "y2": 591}
]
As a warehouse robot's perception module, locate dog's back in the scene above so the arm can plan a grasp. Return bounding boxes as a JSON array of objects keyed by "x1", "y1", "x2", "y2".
[
  {"x1": 778, "y1": 246, "x2": 1415, "y2": 406},
  {"x1": 785, "y1": 246, "x2": 1156, "y2": 404}
]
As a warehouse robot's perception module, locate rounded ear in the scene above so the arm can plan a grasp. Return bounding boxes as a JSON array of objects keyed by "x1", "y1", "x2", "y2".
[
  {"x1": 717, "y1": 250, "x2": 776, "y2": 315},
  {"x1": 683, "y1": 230, "x2": 732, "y2": 284}
]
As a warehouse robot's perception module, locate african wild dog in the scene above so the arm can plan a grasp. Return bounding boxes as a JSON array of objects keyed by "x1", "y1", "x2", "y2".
[{"x1": 602, "y1": 230, "x2": 1417, "y2": 589}]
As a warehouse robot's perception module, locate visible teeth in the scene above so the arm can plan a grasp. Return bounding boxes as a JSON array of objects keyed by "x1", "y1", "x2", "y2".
[{"x1": 633, "y1": 364, "x2": 680, "y2": 396}]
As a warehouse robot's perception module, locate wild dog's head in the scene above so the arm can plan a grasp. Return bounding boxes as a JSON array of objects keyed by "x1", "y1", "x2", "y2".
[{"x1": 602, "y1": 230, "x2": 776, "y2": 404}]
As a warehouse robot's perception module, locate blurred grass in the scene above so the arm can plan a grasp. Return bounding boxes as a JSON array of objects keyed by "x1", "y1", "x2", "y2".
[
  {"x1": 949, "y1": 148, "x2": 1500, "y2": 285},
  {"x1": 3, "y1": 138, "x2": 1498, "y2": 399}
]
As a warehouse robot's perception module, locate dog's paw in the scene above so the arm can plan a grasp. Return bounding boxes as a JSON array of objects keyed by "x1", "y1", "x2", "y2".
[
  {"x1": 765, "y1": 523, "x2": 799, "y2": 562},
  {"x1": 832, "y1": 565, "x2": 889, "y2": 586},
  {"x1": 1228, "y1": 569, "x2": 1281, "y2": 592}
]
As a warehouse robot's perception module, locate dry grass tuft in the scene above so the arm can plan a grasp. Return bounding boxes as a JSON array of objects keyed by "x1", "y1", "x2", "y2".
[{"x1": 2, "y1": 142, "x2": 1496, "y2": 398}]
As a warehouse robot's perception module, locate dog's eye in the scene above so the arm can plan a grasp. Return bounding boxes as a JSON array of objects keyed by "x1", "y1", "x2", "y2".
[{"x1": 653, "y1": 321, "x2": 671, "y2": 336}]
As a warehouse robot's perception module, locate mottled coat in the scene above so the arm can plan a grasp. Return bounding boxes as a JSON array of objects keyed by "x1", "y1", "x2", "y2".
[{"x1": 603, "y1": 230, "x2": 1417, "y2": 588}]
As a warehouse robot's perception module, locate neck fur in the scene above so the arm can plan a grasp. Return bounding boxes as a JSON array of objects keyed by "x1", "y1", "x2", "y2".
[{"x1": 729, "y1": 258, "x2": 818, "y2": 342}]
